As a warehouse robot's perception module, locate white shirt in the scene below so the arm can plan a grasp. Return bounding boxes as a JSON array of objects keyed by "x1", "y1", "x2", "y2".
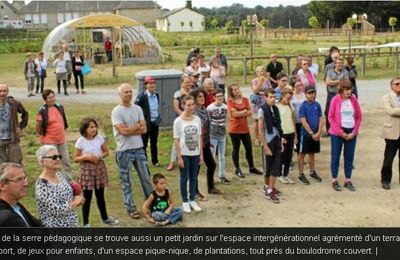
[
  {"x1": 341, "y1": 99, "x2": 355, "y2": 128},
  {"x1": 173, "y1": 116, "x2": 202, "y2": 156},
  {"x1": 75, "y1": 135, "x2": 105, "y2": 157}
]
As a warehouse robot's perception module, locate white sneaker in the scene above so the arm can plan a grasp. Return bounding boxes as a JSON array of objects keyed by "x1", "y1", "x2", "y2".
[
  {"x1": 279, "y1": 176, "x2": 289, "y2": 184},
  {"x1": 285, "y1": 176, "x2": 295, "y2": 184},
  {"x1": 182, "y1": 202, "x2": 191, "y2": 213},
  {"x1": 189, "y1": 201, "x2": 202, "y2": 212}
]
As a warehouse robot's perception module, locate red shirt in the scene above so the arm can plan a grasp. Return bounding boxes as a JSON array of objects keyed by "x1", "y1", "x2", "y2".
[
  {"x1": 104, "y1": 40, "x2": 112, "y2": 51},
  {"x1": 227, "y1": 97, "x2": 251, "y2": 134},
  {"x1": 205, "y1": 93, "x2": 215, "y2": 107}
]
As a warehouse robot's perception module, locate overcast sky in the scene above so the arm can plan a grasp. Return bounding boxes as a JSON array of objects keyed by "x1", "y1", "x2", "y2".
[{"x1": 157, "y1": 0, "x2": 310, "y2": 10}]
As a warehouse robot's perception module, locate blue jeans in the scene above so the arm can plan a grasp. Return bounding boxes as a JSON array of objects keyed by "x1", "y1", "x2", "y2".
[
  {"x1": 179, "y1": 155, "x2": 199, "y2": 202},
  {"x1": 330, "y1": 135, "x2": 357, "y2": 179},
  {"x1": 116, "y1": 148, "x2": 153, "y2": 214},
  {"x1": 151, "y1": 207, "x2": 183, "y2": 224},
  {"x1": 210, "y1": 136, "x2": 226, "y2": 178}
]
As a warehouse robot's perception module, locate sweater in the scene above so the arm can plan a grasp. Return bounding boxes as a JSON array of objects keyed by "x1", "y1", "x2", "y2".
[{"x1": 328, "y1": 94, "x2": 362, "y2": 136}]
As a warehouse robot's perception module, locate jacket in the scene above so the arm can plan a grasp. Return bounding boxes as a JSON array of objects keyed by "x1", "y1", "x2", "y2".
[
  {"x1": 260, "y1": 103, "x2": 283, "y2": 136},
  {"x1": 24, "y1": 60, "x2": 37, "y2": 78},
  {"x1": 134, "y1": 91, "x2": 160, "y2": 131},
  {"x1": 71, "y1": 55, "x2": 84, "y2": 73},
  {"x1": 4, "y1": 96, "x2": 28, "y2": 144},
  {"x1": 328, "y1": 94, "x2": 362, "y2": 136},
  {"x1": 381, "y1": 91, "x2": 400, "y2": 140},
  {"x1": 37, "y1": 103, "x2": 68, "y2": 136},
  {"x1": 0, "y1": 199, "x2": 41, "y2": 227}
]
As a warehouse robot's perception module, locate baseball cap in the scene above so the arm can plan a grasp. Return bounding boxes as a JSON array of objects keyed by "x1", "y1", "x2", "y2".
[
  {"x1": 305, "y1": 86, "x2": 316, "y2": 94},
  {"x1": 144, "y1": 75, "x2": 156, "y2": 84}
]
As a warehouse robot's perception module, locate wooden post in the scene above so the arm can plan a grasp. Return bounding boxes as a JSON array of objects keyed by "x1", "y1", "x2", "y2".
[
  {"x1": 243, "y1": 58, "x2": 248, "y2": 84},
  {"x1": 395, "y1": 48, "x2": 399, "y2": 74},
  {"x1": 362, "y1": 54, "x2": 366, "y2": 76},
  {"x1": 286, "y1": 56, "x2": 291, "y2": 75}
]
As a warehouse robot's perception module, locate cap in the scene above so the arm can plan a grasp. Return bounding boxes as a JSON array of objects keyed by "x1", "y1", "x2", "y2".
[
  {"x1": 144, "y1": 75, "x2": 156, "y2": 84},
  {"x1": 305, "y1": 86, "x2": 316, "y2": 94}
]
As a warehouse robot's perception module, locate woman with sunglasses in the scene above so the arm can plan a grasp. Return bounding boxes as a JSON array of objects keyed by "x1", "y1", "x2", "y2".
[
  {"x1": 296, "y1": 57, "x2": 316, "y2": 93},
  {"x1": 35, "y1": 145, "x2": 84, "y2": 227}
]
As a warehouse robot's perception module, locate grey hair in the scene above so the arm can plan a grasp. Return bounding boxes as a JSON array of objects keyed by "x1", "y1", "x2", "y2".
[
  {"x1": 0, "y1": 162, "x2": 23, "y2": 182},
  {"x1": 202, "y1": 78, "x2": 214, "y2": 88},
  {"x1": 36, "y1": 145, "x2": 58, "y2": 164}
]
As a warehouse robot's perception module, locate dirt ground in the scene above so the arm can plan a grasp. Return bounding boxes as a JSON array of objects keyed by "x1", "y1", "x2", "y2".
[{"x1": 9, "y1": 78, "x2": 400, "y2": 227}]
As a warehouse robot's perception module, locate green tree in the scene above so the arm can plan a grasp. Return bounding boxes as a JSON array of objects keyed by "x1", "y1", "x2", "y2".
[
  {"x1": 241, "y1": 19, "x2": 249, "y2": 34},
  {"x1": 260, "y1": 19, "x2": 269, "y2": 28},
  {"x1": 389, "y1": 17, "x2": 398, "y2": 32},
  {"x1": 225, "y1": 20, "x2": 233, "y2": 33},
  {"x1": 308, "y1": 16, "x2": 319, "y2": 29},
  {"x1": 347, "y1": 17, "x2": 356, "y2": 28},
  {"x1": 210, "y1": 18, "x2": 219, "y2": 29}
]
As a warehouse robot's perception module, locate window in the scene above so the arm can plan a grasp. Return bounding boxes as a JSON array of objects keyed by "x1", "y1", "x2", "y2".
[
  {"x1": 40, "y1": 14, "x2": 47, "y2": 24},
  {"x1": 65, "y1": 12, "x2": 72, "y2": 21},
  {"x1": 24, "y1": 14, "x2": 32, "y2": 24},
  {"x1": 1, "y1": 5, "x2": 3, "y2": 9},
  {"x1": 33, "y1": 14, "x2": 40, "y2": 24},
  {"x1": 57, "y1": 13, "x2": 64, "y2": 24}
]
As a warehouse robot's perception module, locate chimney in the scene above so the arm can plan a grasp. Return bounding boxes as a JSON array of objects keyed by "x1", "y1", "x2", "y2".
[{"x1": 186, "y1": 0, "x2": 192, "y2": 10}]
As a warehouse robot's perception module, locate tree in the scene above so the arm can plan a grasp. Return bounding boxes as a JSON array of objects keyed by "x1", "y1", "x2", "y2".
[
  {"x1": 241, "y1": 19, "x2": 249, "y2": 34},
  {"x1": 260, "y1": 19, "x2": 269, "y2": 28},
  {"x1": 201, "y1": 20, "x2": 205, "y2": 30},
  {"x1": 389, "y1": 17, "x2": 398, "y2": 32},
  {"x1": 189, "y1": 21, "x2": 193, "y2": 31},
  {"x1": 225, "y1": 20, "x2": 234, "y2": 33},
  {"x1": 308, "y1": 16, "x2": 319, "y2": 29},
  {"x1": 347, "y1": 17, "x2": 356, "y2": 28},
  {"x1": 180, "y1": 21, "x2": 184, "y2": 31},
  {"x1": 210, "y1": 18, "x2": 219, "y2": 29}
]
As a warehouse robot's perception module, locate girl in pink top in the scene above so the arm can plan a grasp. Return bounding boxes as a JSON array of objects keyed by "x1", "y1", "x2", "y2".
[
  {"x1": 296, "y1": 57, "x2": 316, "y2": 93},
  {"x1": 328, "y1": 80, "x2": 362, "y2": 192}
]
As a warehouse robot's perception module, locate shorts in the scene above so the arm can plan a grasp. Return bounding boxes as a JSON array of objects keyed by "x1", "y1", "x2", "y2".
[{"x1": 299, "y1": 134, "x2": 320, "y2": 154}]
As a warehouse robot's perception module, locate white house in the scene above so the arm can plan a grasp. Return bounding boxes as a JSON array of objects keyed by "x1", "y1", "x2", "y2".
[{"x1": 156, "y1": 7, "x2": 204, "y2": 32}]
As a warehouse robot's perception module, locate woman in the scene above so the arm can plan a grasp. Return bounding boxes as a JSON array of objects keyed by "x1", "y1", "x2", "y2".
[
  {"x1": 34, "y1": 51, "x2": 47, "y2": 94},
  {"x1": 296, "y1": 57, "x2": 316, "y2": 93},
  {"x1": 53, "y1": 51, "x2": 69, "y2": 95},
  {"x1": 203, "y1": 78, "x2": 216, "y2": 107},
  {"x1": 35, "y1": 145, "x2": 84, "y2": 227},
  {"x1": 227, "y1": 84, "x2": 262, "y2": 178},
  {"x1": 72, "y1": 50, "x2": 85, "y2": 94},
  {"x1": 210, "y1": 58, "x2": 226, "y2": 94},
  {"x1": 275, "y1": 72, "x2": 289, "y2": 102},
  {"x1": 328, "y1": 80, "x2": 362, "y2": 191},
  {"x1": 250, "y1": 66, "x2": 271, "y2": 145},
  {"x1": 191, "y1": 88, "x2": 222, "y2": 196},
  {"x1": 276, "y1": 87, "x2": 297, "y2": 184},
  {"x1": 173, "y1": 95, "x2": 203, "y2": 213},
  {"x1": 24, "y1": 52, "x2": 37, "y2": 97},
  {"x1": 291, "y1": 80, "x2": 306, "y2": 154}
]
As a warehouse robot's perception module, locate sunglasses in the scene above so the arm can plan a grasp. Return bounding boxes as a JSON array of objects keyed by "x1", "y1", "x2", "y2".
[{"x1": 42, "y1": 154, "x2": 63, "y2": 160}]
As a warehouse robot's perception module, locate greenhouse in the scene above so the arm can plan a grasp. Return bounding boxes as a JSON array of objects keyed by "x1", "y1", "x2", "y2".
[{"x1": 42, "y1": 13, "x2": 164, "y2": 66}]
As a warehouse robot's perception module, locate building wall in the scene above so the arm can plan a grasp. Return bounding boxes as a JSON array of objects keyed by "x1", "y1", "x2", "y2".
[
  {"x1": 0, "y1": 2, "x2": 18, "y2": 20},
  {"x1": 114, "y1": 9, "x2": 158, "y2": 26},
  {"x1": 166, "y1": 8, "x2": 204, "y2": 32},
  {"x1": 156, "y1": 18, "x2": 168, "y2": 31}
]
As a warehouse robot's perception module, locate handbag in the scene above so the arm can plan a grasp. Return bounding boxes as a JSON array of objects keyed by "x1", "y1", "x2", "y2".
[
  {"x1": 81, "y1": 64, "x2": 92, "y2": 75},
  {"x1": 250, "y1": 93, "x2": 260, "y2": 105}
]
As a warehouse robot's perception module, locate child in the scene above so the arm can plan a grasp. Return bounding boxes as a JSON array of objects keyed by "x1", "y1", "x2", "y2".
[
  {"x1": 258, "y1": 88, "x2": 283, "y2": 203},
  {"x1": 24, "y1": 52, "x2": 37, "y2": 97},
  {"x1": 207, "y1": 89, "x2": 230, "y2": 184},
  {"x1": 297, "y1": 86, "x2": 323, "y2": 185},
  {"x1": 74, "y1": 117, "x2": 119, "y2": 227},
  {"x1": 142, "y1": 174, "x2": 183, "y2": 226}
]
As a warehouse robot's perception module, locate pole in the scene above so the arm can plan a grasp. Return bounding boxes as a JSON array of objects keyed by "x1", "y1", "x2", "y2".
[
  {"x1": 348, "y1": 29, "x2": 352, "y2": 55},
  {"x1": 250, "y1": 23, "x2": 254, "y2": 70}
]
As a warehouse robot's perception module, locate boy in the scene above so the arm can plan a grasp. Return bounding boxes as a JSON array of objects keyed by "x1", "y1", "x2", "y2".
[
  {"x1": 142, "y1": 174, "x2": 183, "y2": 226},
  {"x1": 298, "y1": 86, "x2": 323, "y2": 185},
  {"x1": 258, "y1": 88, "x2": 283, "y2": 203}
]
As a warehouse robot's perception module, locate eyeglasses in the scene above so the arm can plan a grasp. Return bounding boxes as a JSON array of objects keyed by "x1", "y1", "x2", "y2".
[
  {"x1": 1, "y1": 176, "x2": 27, "y2": 183},
  {"x1": 42, "y1": 154, "x2": 63, "y2": 160},
  {"x1": 215, "y1": 95, "x2": 224, "y2": 98}
]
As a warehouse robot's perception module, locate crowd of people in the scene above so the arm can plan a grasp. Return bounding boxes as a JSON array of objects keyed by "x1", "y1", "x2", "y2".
[{"x1": 1, "y1": 44, "x2": 400, "y2": 227}]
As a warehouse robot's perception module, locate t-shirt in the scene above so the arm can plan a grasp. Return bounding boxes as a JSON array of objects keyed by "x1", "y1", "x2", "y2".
[
  {"x1": 74, "y1": 135, "x2": 105, "y2": 157},
  {"x1": 36, "y1": 107, "x2": 65, "y2": 144},
  {"x1": 173, "y1": 116, "x2": 202, "y2": 156},
  {"x1": 207, "y1": 103, "x2": 228, "y2": 138},
  {"x1": 326, "y1": 69, "x2": 349, "y2": 93},
  {"x1": 276, "y1": 103, "x2": 295, "y2": 134},
  {"x1": 0, "y1": 103, "x2": 11, "y2": 140},
  {"x1": 341, "y1": 99, "x2": 355, "y2": 128},
  {"x1": 266, "y1": 62, "x2": 283, "y2": 82},
  {"x1": 150, "y1": 189, "x2": 170, "y2": 213},
  {"x1": 173, "y1": 90, "x2": 185, "y2": 116},
  {"x1": 257, "y1": 107, "x2": 279, "y2": 144},
  {"x1": 111, "y1": 104, "x2": 144, "y2": 152},
  {"x1": 299, "y1": 101, "x2": 322, "y2": 136},
  {"x1": 53, "y1": 59, "x2": 67, "y2": 74},
  {"x1": 227, "y1": 97, "x2": 251, "y2": 134},
  {"x1": 291, "y1": 93, "x2": 306, "y2": 123}
]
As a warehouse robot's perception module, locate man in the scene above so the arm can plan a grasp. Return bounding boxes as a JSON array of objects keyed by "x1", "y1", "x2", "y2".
[
  {"x1": 112, "y1": 83, "x2": 153, "y2": 219},
  {"x1": 324, "y1": 46, "x2": 339, "y2": 67},
  {"x1": 104, "y1": 37, "x2": 112, "y2": 63},
  {"x1": 135, "y1": 76, "x2": 161, "y2": 167},
  {"x1": 266, "y1": 54, "x2": 283, "y2": 88},
  {"x1": 0, "y1": 163, "x2": 41, "y2": 227},
  {"x1": 380, "y1": 77, "x2": 400, "y2": 190},
  {"x1": 36, "y1": 89, "x2": 71, "y2": 180},
  {"x1": 211, "y1": 47, "x2": 228, "y2": 72},
  {"x1": 324, "y1": 57, "x2": 349, "y2": 135},
  {"x1": 0, "y1": 84, "x2": 28, "y2": 165},
  {"x1": 62, "y1": 43, "x2": 72, "y2": 85}
]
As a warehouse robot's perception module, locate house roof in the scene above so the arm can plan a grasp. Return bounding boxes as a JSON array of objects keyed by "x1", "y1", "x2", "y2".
[
  {"x1": 1, "y1": 1, "x2": 18, "y2": 13},
  {"x1": 159, "y1": 7, "x2": 203, "y2": 19},
  {"x1": 17, "y1": 1, "x2": 159, "y2": 14}
]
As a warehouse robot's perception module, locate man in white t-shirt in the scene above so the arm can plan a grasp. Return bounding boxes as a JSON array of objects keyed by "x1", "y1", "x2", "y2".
[{"x1": 111, "y1": 83, "x2": 152, "y2": 220}]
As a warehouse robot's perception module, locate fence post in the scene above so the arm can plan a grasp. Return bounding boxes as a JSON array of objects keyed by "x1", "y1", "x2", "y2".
[
  {"x1": 395, "y1": 48, "x2": 399, "y2": 74},
  {"x1": 243, "y1": 58, "x2": 248, "y2": 84},
  {"x1": 361, "y1": 54, "x2": 366, "y2": 76},
  {"x1": 285, "y1": 56, "x2": 291, "y2": 75}
]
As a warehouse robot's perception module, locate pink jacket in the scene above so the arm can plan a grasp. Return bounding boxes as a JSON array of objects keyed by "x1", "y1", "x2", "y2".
[{"x1": 328, "y1": 94, "x2": 362, "y2": 136}]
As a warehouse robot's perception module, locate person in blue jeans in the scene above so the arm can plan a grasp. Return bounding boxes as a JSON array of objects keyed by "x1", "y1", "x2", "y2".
[
  {"x1": 328, "y1": 80, "x2": 362, "y2": 191},
  {"x1": 142, "y1": 173, "x2": 183, "y2": 226},
  {"x1": 111, "y1": 83, "x2": 153, "y2": 220},
  {"x1": 173, "y1": 95, "x2": 203, "y2": 214}
]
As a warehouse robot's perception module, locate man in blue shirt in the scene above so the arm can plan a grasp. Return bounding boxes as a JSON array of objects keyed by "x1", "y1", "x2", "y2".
[{"x1": 135, "y1": 76, "x2": 161, "y2": 166}]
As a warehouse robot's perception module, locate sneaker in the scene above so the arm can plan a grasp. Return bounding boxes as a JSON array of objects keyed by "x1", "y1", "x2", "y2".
[
  {"x1": 208, "y1": 187, "x2": 224, "y2": 194},
  {"x1": 344, "y1": 181, "x2": 356, "y2": 191},
  {"x1": 279, "y1": 176, "x2": 289, "y2": 184},
  {"x1": 298, "y1": 173, "x2": 310, "y2": 185},
  {"x1": 285, "y1": 176, "x2": 295, "y2": 184},
  {"x1": 265, "y1": 192, "x2": 280, "y2": 203},
  {"x1": 189, "y1": 201, "x2": 202, "y2": 212},
  {"x1": 249, "y1": 167, "x2": 263, "y2": 175},
  {"x1": 220, "y1": 177, "x2": 231, "y2": 185},
  {"x1": 102, "y1": 216, "x2": 119, "y2": 225},
  {"x1": 182, "y1": 202, "x2": 191, "y2": 213},
  {"x1": 235, "y1": 168, "x2": 245, "y2": 178},
  {"x1": 332, "y1": 181, "x2": 342, "y2": 191},
  {"x1": 309, "y1": 171, "x2": 322, "y2": 182},
  {"x1": 262, "y1": 184, "x2": 268, "y2": 193},
  {"x1": 83, "y1": 224, "x2": 91, "y2": 228},
  {"x1": 272, "y1": 187, "x2": 282, "y2": 196}
]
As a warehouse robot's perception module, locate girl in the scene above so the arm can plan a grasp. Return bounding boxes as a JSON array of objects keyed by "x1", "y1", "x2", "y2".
[
  {"x1": 72, "y1": 50, "x2": 85, "y2": 94},
  {"x1": 291, "y1": 80, "x2": 306, "y2": 154},
  {"x1": 74, "y1": 118, "x2": 119, "y2": 226},
  {"x1": 53, "y1": 51, "x2": 68, "y2": 95},
  {"x1": 24, "y1": 52, "x2": 37, "y2": 97}
]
